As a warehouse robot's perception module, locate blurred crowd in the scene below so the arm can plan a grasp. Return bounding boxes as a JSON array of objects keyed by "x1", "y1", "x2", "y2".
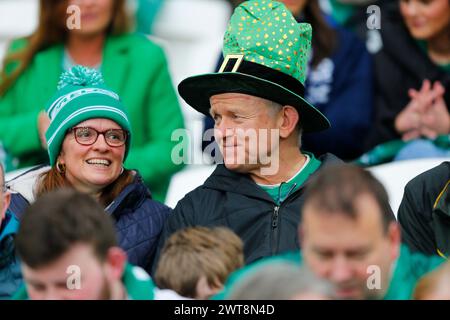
[{"x1": 0, "y1": 0, "x2": 449, "y2": 300}]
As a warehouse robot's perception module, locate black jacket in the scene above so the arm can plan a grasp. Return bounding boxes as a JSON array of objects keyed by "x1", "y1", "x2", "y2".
[
  {"x1": 398, "y1": 162, "x2": 450, "y2": 257},
  {"x1": 152, "y1": 154, "x2": 341, "y2": 273},
  {"x1": 365, "y1": 8, "x2": 450, "y2": 149}
]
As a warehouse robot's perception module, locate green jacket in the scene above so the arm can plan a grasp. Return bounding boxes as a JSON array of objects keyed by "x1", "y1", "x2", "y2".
[
  {"x1": 216, "y1": 245, "x2": 445, "y2": 300},
  {"x1": 12, "y1": 263, "x2": 155, "y2": 300},
  {"x1": 0, "y1": 33, "x2": 185, "y2": 201}
]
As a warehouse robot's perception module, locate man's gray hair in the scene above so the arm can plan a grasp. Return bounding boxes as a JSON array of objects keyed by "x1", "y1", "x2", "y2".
[{"x1": 227, "y1": 262, "x2": 335, "y2": 300}]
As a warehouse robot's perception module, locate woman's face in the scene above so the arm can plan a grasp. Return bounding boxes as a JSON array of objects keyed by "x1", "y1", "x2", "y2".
[
  {"x1": 68, "y1": 0, "x2": 115, "y2": 37},
  {"x1": 58, "y1": 118, "x2": 126, "y2": 195},
  {"x1": 400, "y1": 0, "x2": 450, "y2": 40}
]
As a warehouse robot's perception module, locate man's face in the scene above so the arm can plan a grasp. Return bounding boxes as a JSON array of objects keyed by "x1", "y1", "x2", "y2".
[
  {"x1": 23, "y1": 243, "x2": 124, "y2": 300},
  {"x1": 209, "y1": 93, "x2": 282, "y2": 174},
  {"x1": 0, "y1": 169, "x2": 11, "y2": 229},
  {"x1": 301, "y1": 194, "x2": 400, "y2": 300}
]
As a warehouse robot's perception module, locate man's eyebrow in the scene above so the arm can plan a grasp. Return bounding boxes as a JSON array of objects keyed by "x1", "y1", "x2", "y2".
[{"x1": 25, "y1": 278, "x2": 44, "y2": 286}]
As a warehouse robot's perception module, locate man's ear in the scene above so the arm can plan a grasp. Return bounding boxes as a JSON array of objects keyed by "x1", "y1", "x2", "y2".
[
  {"x1": 105, "y1": 247, "x2": 127, "y2": 281},
  {"x1": 278, "y1": 105, "x2": 300, "y2": 139},
  {"x1": 195, "y1": 276, "x2": 222, "y2": 300},
  {"x1": 0, "y1": 192, "x2": 11, "y2": 222},
  {"x1": 387, "y1": 222, "x2": 401, "y2": 262}
]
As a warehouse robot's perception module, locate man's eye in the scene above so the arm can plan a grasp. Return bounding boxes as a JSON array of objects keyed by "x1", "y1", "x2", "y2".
[
  {"x1": 316, "y1": 251, "x2": 333, "y2": 260},
  {"x1": 30, "y1": 283, "x2": 45, "y2": 291}
]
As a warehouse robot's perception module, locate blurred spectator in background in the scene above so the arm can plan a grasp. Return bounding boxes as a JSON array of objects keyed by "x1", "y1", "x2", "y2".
[
  {"x1": 14, "y1": 188, "x2": 155, "y2": 300},
  {"x1": 0, "y1": 0, "x2": 184, "y2": 202},
  {"x1": 7, "y1": 66, "x2": 171, "y2": 274},
  {"x1": 0, "y1": 163, "x2": 22, "y2": 299},
  {"x1": 363, "y1": 0, "x2": 450, "y2": 161},
  {"x1": 300, "y1": 164, "x2": 444, "y2": 299},
  {"x1": 154, "y1": 226, "x2": 244, "y2": 299},
  {"x1": 413, "y1": 261, "x2": 450, "y2": 300},
  {"x1": 218, "y1": 164, "x2": 445, "y2": 300},
  {"x1": 397, "y1": 161, "x2": 450, "y2": 258},
  {"x1": 227, "y1": 262, "x2": 335, "y2": 300},
  {"x1": 204, "y1": 0, "x2": 373, "y2": 160}
]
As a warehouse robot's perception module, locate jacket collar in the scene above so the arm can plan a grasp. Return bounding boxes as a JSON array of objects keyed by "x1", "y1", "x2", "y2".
[
  {"x1": 106, "y1": 171, "x2": 151, "y2": 218},
  {"x1": 203, "y1": 153, "x2": 341, "y2": 201},
  {"x1": 36, "y1": 34, "x2": 132, "y2": 93},
  {"x1": 101, "y1": 34, "x2": 132, "y2": 92}
]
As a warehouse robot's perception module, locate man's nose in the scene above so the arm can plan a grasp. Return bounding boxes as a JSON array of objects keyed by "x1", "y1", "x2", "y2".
[{"x1": 329, "y1": 256, "x2": 354, "y2": 283}]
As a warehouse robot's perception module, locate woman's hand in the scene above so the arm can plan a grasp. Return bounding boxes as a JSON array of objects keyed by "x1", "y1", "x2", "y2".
[
  {"x1": 395, "y1": 80, "x2": 431, "y2": 140},
  {"x1": 420, "y1": 81, "x2": 449, "y2": 139},
  {"x1": 395, "y1": 79, "x2": 449, "y2": 140},
  {"x1": 38, "y1": 111, "x2": 51, "y2": 149}
]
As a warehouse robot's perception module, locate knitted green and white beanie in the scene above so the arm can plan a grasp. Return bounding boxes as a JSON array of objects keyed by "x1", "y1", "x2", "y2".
[{"x1": 45, "y1": 66, "x2": 132, "y2": 166}]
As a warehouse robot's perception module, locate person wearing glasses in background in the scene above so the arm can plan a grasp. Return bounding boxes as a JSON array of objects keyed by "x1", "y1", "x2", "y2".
[{"x1": 6, "y1": 66, "x2": 171, "y2": 274}]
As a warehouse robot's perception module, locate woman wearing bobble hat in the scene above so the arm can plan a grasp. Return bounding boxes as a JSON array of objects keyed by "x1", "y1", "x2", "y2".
[
  {"x1": 7, "y1": 66, "x2": 171, "y2": 273},
  {"x1": 0, "y1": 0, "x2": 184, "y2": 202}
]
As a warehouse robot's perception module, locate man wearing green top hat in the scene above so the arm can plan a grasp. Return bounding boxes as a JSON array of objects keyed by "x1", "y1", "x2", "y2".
[{"x1": 153, "y1": 0, "x2": 341, "y2": 271}]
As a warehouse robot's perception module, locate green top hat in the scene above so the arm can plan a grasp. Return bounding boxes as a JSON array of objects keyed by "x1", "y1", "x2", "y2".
[{"x1": 178, "y1": 0, "x2": 330, "y2": 133}]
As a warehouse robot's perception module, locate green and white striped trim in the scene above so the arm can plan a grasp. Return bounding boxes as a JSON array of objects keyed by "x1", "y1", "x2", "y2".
[
  {"x1": 47, "y1": 88, "x2": 120, "y2": 120},
  {"x1": 47, "y1": 105, "x2": 130, "y2": 146}
]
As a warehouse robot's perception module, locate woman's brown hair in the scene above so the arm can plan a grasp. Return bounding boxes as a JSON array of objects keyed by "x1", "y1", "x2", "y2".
[
  {"x1": 36, "y1": 164, "x2": 134, "y2": 208},
  {"x1": 0, "y1": 0, "x2": 130, "y2": 96}
]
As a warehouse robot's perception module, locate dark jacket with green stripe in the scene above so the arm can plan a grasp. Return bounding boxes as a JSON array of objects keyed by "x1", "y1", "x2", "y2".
[
  {"x1": 215, "y1": 245, "x2": 444, "y2": 300},
  {"x1": 398, "y1": 161, "x2": 450, "y2": 258},
  {"x1": 152, "y1": 153, "x2": 341, "y2": 274}
]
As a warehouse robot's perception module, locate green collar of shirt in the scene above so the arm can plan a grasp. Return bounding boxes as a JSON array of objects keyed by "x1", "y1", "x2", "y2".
[
  {"x1": 257, "y1": 152, "x2": 321, "y2": 204},
  {"x1": 416, "y1": 40, "x2": 450, "y2": 73},
  {"x1": 122, "y1": 264, "x2": 155, "y2": 300},
  {"x1": 383, "y1": 245, "x2": 445, "y2": 300}
]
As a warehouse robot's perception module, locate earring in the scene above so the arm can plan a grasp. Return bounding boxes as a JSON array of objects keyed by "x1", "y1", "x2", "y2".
[
  {"x1": 56, "y1": 159, "x2": 66, "y2": 174},
  {"x1": 120, "y1": 166, "x2": 124, "y2": 175}
]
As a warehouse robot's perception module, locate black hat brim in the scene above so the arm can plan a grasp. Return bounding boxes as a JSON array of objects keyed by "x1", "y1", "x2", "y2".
[{"x1": 178, "y1": 72, "x2": 330, "y2": 133}]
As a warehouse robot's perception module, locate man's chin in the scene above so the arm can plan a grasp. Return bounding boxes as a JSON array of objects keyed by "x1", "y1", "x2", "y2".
[
  {"x1": 223, "y1": 162, "x2": 246, "y2": 172},
  {"x1": 335, "y1": 287, "x2": 365, "y2": 300}
]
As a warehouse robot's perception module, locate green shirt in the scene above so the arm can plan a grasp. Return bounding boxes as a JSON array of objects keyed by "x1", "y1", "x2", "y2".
[
  {"x1": 12, "y1": 263, "x2": 155, "y2": 300},
  {"x1": 257, "y1": 153, "x2": 321, "y2": 204},
  {"x1": 328, "y1": 0, "x2": 356, "y2": 26},
  {"x1": 214, "y1": 245, "x2": 445, "y2": 300},
  {"x1": 0, "y1": 33, "x2": 185, "y2": 201}
]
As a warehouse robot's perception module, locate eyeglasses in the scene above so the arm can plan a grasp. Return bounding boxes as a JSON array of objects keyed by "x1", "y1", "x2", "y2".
[{"x1": 69, "y1": 127, "x2": 128, "y2": 147}]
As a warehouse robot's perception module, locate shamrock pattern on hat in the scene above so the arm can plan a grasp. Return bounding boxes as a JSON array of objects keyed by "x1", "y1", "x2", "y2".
[{"x1": 223, "y1": 0, "x2": 312, "y2": 84}]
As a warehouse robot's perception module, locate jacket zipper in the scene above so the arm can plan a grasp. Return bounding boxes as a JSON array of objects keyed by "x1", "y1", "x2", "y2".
[
  {"x1": 271, "y1": 205, "x2": 280, "y2": 255},
  {"x1": 270, "y1": 184, "x2": 303, "y2": 256}
]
